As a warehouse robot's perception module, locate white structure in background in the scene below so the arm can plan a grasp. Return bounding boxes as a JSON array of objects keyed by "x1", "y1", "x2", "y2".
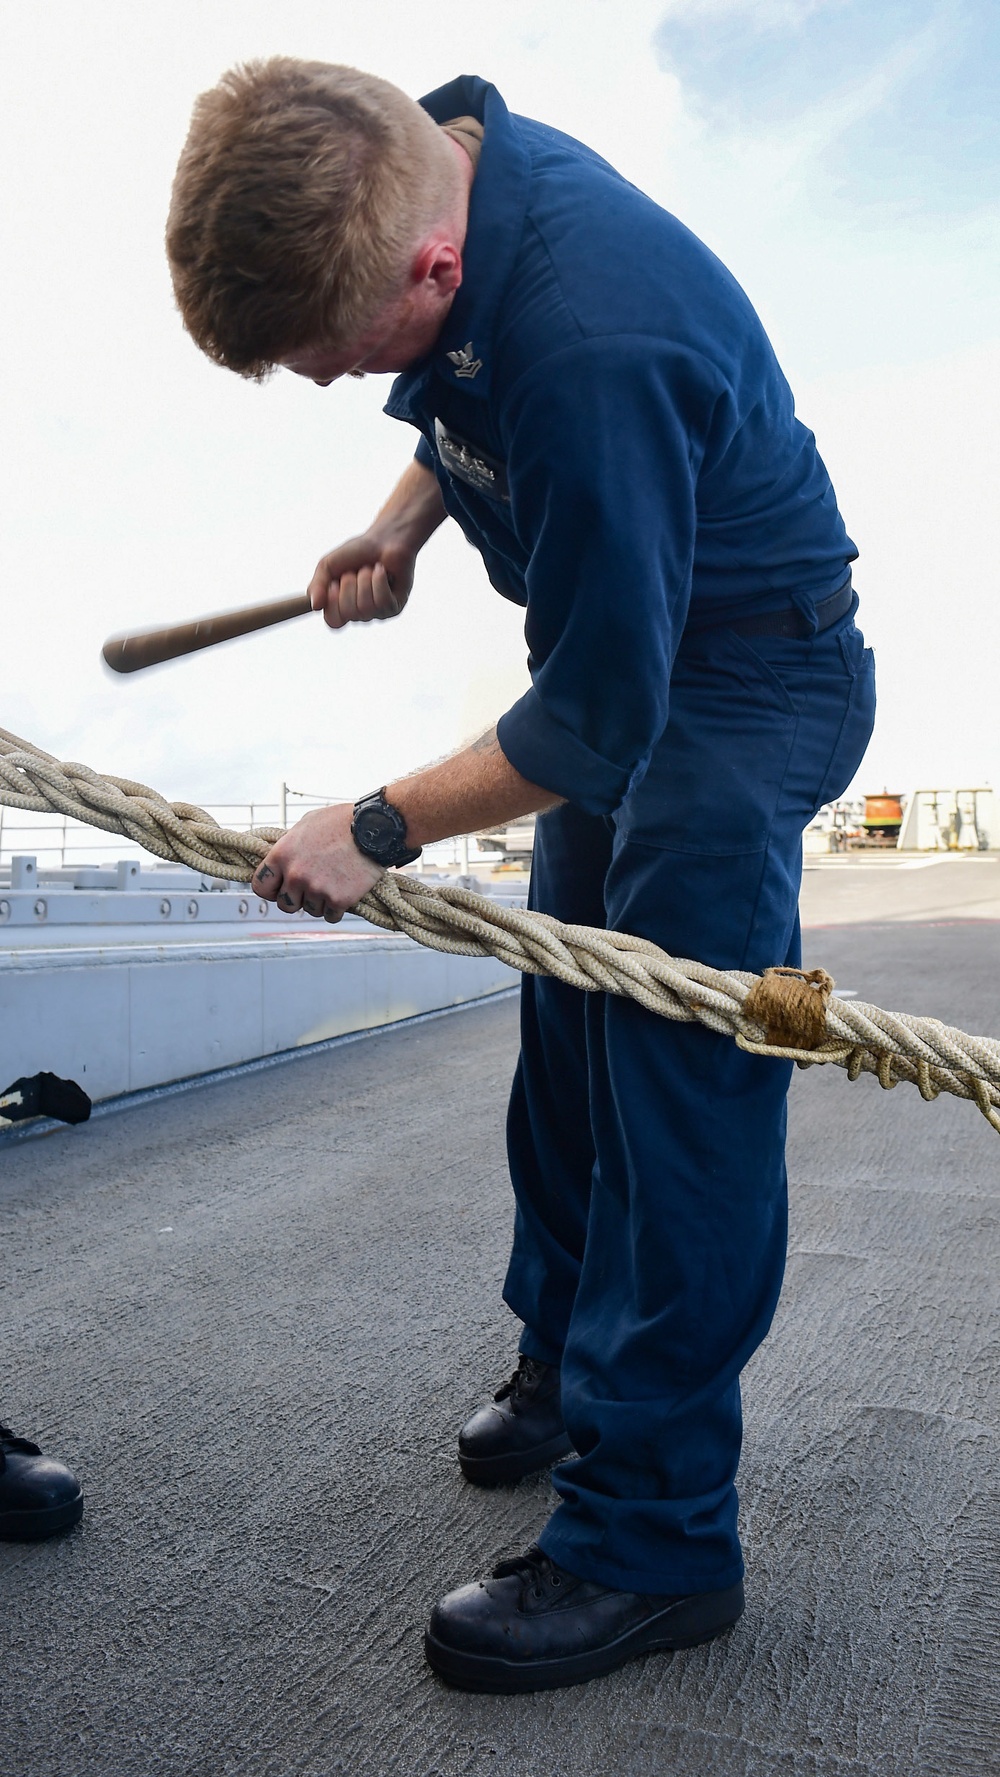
[
  {"x1": 477, "y1": 815, "x2": 537, "y2": 860},
  {"x1": 803, "y1": 800, "x2": 866, "y2": 854},
  {"x1": 896, "y1": 789, "x2": 997, "y2": 852},
  {"x1": 0, "y1": 856, "x2": 519, "y2": 1112},
  {"x1": 802, "y1": 790, "x2": 998, "y2": 854}
]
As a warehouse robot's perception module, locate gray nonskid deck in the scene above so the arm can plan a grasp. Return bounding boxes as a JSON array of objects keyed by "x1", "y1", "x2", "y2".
[{"x1": 1, "y1": 919, "x2": 997, "y2": 1777}]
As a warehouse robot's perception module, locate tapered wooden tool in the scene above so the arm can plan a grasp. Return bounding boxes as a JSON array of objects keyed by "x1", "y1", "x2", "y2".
[{"x1": 101, "y1": 591, "x2": 313, "y2": 674}]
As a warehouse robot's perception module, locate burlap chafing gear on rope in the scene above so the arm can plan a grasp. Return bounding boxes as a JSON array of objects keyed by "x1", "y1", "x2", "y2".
[
  {"x1": 743, "y1": 966, "x2": 834, "y2": 1050},
  {"x1": 3, "y1": 723, "x2": 1000, "y2": 1136}
]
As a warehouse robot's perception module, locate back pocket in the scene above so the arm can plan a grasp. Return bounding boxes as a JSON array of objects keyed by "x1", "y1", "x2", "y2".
[{"x1": 619, "y1": 631, "x2": 800, "y2": 856}]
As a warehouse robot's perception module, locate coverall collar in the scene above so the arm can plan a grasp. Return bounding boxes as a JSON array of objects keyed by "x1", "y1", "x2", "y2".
[{"x1": 388, "y1": 76, "x2": 530, "y2": 413}]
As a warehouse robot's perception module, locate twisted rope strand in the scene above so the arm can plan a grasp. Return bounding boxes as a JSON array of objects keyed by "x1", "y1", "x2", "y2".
[{"x1": 2, "y1": 725, "x2": 998, "y2": 1135}]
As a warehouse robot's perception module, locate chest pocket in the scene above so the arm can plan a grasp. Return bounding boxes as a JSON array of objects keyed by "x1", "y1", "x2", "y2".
[{"x1": 434, "y1": 418, "x2": 510, "y2": 504}]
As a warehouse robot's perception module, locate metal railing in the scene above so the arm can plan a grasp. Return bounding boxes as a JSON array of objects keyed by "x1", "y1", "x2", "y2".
[
  {"x1": 0, "y1": 788, "x2": 343, "y2": 871},
  {"x1": 0, "y1": 787, "x2": 498, "y2": 873}
]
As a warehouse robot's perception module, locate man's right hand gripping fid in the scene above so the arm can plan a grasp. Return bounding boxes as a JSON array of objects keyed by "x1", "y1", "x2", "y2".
[{"x1": 308, "y1": 457, "x2": 447, "y2": 629}]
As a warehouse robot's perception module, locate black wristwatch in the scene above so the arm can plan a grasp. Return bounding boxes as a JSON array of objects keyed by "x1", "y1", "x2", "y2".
[{"x1": 351, "y1": 789, "x2": 422, "y2": 869}]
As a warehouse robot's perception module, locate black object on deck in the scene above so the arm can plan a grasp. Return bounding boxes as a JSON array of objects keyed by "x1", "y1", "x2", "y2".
[{"x1": 0, "y1": 1072, "x2": 92, "y2": 1125}]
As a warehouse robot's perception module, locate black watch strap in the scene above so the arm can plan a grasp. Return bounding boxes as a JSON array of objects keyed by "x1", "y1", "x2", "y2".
[{"x1": 351, "y1": 788, "x2": 422, "y2": 869}]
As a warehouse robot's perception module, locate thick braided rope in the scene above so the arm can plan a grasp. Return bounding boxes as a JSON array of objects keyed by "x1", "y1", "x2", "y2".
[{"x1": 3, "y1": 725, "x2": 999, "y2": 1135}]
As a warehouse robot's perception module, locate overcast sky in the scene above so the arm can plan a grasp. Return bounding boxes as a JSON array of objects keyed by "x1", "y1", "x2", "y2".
[{"x1": 1, "y1": 0, "x2": 997, "y2": 813}]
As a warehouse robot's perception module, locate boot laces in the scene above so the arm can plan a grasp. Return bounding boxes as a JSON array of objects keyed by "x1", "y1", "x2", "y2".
[
  {"x1": 493, "y1": 1544, "x2": 567, "y2": 1600},
  {"x1": 0, "y1": 1423, "x2": 42, "y2": 1458},
  {"x1": 493, "y1": 1354, "x2": 544, "y2": 1405}
]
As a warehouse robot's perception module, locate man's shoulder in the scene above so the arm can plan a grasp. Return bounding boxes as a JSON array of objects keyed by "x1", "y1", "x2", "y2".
[
  {"x1": 495, "y1": 119, "x2": 767, "y2": 400},
  {"x1": 510, "y1": 110, "x2": 626, "y2": 182}
]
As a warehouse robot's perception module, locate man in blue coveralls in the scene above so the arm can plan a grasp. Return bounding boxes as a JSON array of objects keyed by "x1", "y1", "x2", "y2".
[{"x1": 167, "y1": 60, "x2": 876, "y2": 1692}]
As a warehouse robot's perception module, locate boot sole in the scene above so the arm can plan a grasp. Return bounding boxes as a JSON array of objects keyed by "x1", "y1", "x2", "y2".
[
  {"x1": 425, "y1": 1581, "x2": 745, "y2": 1693},
  {"x1": 0, "y1": 1490, "x2": 84, "y2": 1541},
  {"x1": 458, "y1": 1431, "x2": 574, "y2": 1487}
]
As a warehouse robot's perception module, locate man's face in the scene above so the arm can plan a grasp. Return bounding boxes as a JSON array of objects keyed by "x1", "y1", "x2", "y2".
[
  {"x1": 279, "y1": 286, "x2": 446, "y2": 387},
  {"x1": 278, "y1": 224, "x2": 464, "y2": 387},
  {"x1": 279, "y1": 318, "x2": 405, "y2": 386}
]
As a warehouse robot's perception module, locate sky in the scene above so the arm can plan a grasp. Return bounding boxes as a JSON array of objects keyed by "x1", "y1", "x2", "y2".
[{"x1": 1, "y1": 0, "x2": 997, "y2": 816}]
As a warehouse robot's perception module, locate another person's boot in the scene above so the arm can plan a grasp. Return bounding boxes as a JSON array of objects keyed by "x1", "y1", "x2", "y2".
[
  {"x1": 458, "y1": 1355, "x2": 573, "y2": 1485},
  {"x1": 0, "y1": 1423, "x2": 84, "y2": 1540}
]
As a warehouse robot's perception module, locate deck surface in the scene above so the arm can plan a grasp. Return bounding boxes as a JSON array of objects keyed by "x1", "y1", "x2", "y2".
[{"x1": 1, "y1": 862, "x2": 998, "y2": 1777}]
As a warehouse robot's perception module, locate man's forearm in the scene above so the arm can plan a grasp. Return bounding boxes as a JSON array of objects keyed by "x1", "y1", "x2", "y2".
[
  {"x1": 252, "y1": 727, "x2": 562, "y2": 920},
  {"x1": 373, "y1": 457, "x2": 448, "y2": 553},
  {"x1": 386, "y1": 728, "x2": 563, "y2": 848}
]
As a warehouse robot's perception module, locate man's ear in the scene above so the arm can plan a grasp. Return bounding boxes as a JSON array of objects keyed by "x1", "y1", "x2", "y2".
[{"x1": 411, "y1": 236, "x2": 463, "y2": 298}]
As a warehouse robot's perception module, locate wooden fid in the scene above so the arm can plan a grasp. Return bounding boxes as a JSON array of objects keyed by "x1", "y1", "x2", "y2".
[{"x1": 101, "y1": 591, "x2": 314, "y2": 674}]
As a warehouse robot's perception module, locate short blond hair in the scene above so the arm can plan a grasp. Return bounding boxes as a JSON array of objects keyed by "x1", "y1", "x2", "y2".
[{"x1": 166, "y1": 58, "x2": 459, "y2": 379}]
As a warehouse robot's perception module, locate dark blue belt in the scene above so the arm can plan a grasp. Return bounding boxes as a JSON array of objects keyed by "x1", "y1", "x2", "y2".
[{"x1": 716, "y1": 575, "x2": 855, "y2": 640}]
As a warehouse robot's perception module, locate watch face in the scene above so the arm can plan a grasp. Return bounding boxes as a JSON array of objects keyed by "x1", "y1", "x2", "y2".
[
  {"x1": 351, "y1": 810, "x2": 406, "y2": 863},
  {"x1": 356, "y1": 809, "x2": 396, "y2": 853},
  {"x1": 353, "y1": 794, "x2": 418, "y2": 867}
]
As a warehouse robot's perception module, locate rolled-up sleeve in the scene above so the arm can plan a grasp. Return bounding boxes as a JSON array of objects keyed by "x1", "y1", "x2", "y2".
[{"x1": 494, "y1": 336, "x2": 720, "y2": 815}]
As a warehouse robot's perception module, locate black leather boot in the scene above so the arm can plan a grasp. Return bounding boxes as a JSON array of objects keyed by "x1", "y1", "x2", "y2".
[
  {"x1": 0, "y1": 1424, "x2": 84, "y2": 1540},
  {"x1": 425, "y1": 1544, "x2": 745, "y2": 1692},
  {"x1": 458, "y1": 1355, "x2": 573, "y2": 1486}
]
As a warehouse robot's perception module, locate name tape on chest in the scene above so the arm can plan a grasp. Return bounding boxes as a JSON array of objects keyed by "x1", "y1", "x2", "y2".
[{"x1": 434, "y1": 418, "x2": 510, "y2": 504}]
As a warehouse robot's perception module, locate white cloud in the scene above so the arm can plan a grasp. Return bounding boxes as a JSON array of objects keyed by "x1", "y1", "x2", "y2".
[{"x1": 658, "y1": 0, "x2": 843, "y2": 24}]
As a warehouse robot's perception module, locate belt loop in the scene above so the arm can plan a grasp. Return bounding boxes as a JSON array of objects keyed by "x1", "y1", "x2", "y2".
[{"x1": 790, "y1": 591, "x2": 820, "y2": 638}]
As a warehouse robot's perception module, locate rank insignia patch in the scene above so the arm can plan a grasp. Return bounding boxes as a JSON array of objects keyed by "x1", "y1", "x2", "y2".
[
  {"x1": 445, "y1": 341, "x2": 483, "y2": 380},
  {"x1": 434, "y1": 419, "x2": 510, "y2": 503}
]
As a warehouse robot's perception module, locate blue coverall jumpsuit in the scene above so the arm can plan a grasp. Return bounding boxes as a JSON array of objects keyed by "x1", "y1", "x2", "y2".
[{"x1": 386, "y1": 77, "x2": 877, "y2": 1596}]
